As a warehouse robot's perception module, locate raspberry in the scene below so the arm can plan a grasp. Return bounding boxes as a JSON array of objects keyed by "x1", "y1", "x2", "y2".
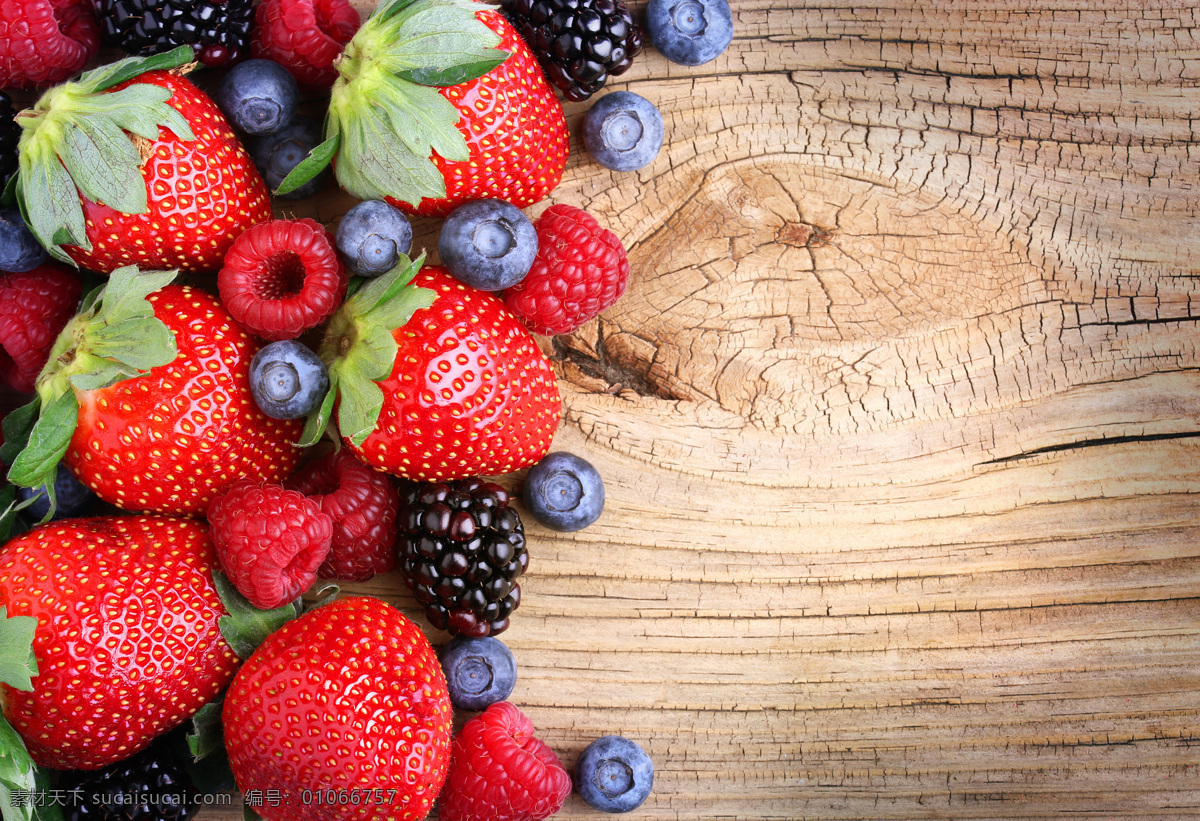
[
  {"x1": 0, "y1": 263, "x2": 82, "y2": 394},
  {"x1": 502, "y1": 204, "x2": 630, "y2": 336},
  {"x1": 251, "y1": 0, "x2": 360, "y2": 89},
  {"x1": 217, "y1": 217, "x2": 347, "y2": 341},
  {"x1": 286, "y1": 449, "x2": 400, "y2": 582},
  {"x1": 438, "y1": 701, "x2": 571, "y2": 821},
  {"x1": 206, "y1": 480, "x2": 333, "y2": 609},
  {"x1": 0, "y1": 0, "x2": 99, "y2": 89}
]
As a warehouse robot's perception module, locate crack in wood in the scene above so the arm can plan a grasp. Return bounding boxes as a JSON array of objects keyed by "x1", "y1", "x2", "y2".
[{"x1": 980, "y1": 431, "x2": 1200, "y2": 466}]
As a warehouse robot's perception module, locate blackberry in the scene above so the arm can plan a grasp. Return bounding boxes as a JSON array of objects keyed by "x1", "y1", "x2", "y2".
[
  {"x1": 0, "y1": 92, "x2": 17, "y2": 195},
  {"x1": 94, "y1": 0, "x2": 255, "y2": 67},
  {"x1": 501, "y1": 0, "x2": 644, "y2": 102},
  {"x1": 398, "y1": 478, "x2": 528, "y2": 638},
  {"x1": 60, "y1": 742, "x2": 198, "y2": 820}
]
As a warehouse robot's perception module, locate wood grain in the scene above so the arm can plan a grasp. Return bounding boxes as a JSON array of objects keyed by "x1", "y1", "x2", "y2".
[{"x1": 202, "y1": 1, "x2": 1200, "y2": 818}]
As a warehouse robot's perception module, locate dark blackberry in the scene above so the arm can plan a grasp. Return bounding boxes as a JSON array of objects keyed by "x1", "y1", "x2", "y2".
[
  {"x1": 398, "y1": 478, "x2": 528, "y2": 638},
  {"x1": 501, "y1": 0, "x2": 645, "y2": 102},
  {"x1": 93, "y1": 0, "x2": 255, "y2": 67},
  {"x1": 60, "y1": 741, "x2": 198, "y2": 820},
  {"x1": 0, "y1": 92, "x2": 17, "y2": 196}
]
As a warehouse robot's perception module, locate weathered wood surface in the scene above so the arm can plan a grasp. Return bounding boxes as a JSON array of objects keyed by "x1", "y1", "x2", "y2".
[{"x1": 207, "y1": 1, "x2": 1200, "y2": 818}]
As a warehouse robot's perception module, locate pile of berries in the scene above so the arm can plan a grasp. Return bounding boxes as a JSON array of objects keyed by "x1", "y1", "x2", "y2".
[{"x1": 0, "y1": 0, "x2": 737, "y2": 814}]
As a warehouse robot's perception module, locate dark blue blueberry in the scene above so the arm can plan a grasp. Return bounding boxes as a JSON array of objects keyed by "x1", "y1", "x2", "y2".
[
  {"x1": 0, "y1": 210, "x2": 46, "y2": 273},
  {"x1": 249, "y1": 116, "x2": 330, "y2": 200},
  {"x1": 438, "y1": 199, "x2": 537, "y2": 291},
  {"x1": 336, "y1": 200, "x2": 413, "y2": 278},
  {"x1": 438, "y1": 635, "x2": 517, "y2": 711},
  {"x1": 646, "y1": 0, "x2": 733, "y2": 66},
  {"x1": 17, "y1": 462, "x2": 95, "y2": 523},
  {"x1": 523, "y1": 451, "x2": 605, "y2": 532},
  {"x1": 215, "y1": 58, "x2": 299, "y2": 135},
  {"x1": 248, "y1": 339, "x2": 329, "y2": 420},
  {"x1": 583, "y1": 91, "x2": 664, "y2": 173},
  {"x1": 575, "y1": 735, "x2": 654, "y2": 813}
]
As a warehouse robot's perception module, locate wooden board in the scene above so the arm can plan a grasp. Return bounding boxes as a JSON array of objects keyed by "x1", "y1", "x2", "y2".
[{"x1": 196, "y1": 0, "x2": 1199, "y2": 818}]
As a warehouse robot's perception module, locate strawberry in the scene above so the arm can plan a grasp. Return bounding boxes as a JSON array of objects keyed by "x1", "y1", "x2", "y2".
[
  {"x1": 0, "y1": 514, "x2": 282, "y2": 770},
  {"x1": 275, "y1": 0, "x2": 568, "y2": 218},
  {"x1": 13, "y1": 47, "x2": 272, "y2": 274},
  {"x1": 302, "y1": 256, "x2": 561, "y2": 482},
  {"x1": 222, "y1": 595, "x2": 453, "y2": 821},
  {"x1": 2, "y1": 267, "x2": 302, "y2": 517}
]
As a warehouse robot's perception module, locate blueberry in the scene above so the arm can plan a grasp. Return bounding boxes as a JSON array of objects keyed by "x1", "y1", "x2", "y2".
[
  {"x1": 248, "y1": 340, "x2": 329, "y2": 420},
  {"x1": 438, "y1": 199, "x2": 537, "y2": 291},
  {"x1": 646, "y1": 0, "x2": 734, "y2": 66},
  {"x1": 575, "y1": 735, "x2": 654, "y2": 813},
  {"x1": 17, "y1": 462, "x2": 95, "y2": 523},
  {"x1": 0, "y1": 210, "x2": 46, "y2": 273},
  {"x1": 523, "y1": 452, "x2": 605, "y2": 532},
  {"x1": 438, "y1": 636, "x2": 517, "y2": 711},
  {"x1": 249, "y1": 117, "x2": 331, "y2": 200},
  {"x1": 583, "y1": 92, "x2": 664, "y2": 173},
  {"x1": 215, "y1": 59, "x2": 299, "y2": 135},
  {"x1": 336, "y1": 200, "x2": 413, "y2": 278}
]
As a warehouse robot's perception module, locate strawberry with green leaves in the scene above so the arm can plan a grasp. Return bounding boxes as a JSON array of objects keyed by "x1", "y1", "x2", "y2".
[
  {"x1": 2, "y1": 266, "x2": 302, "y2": 517},
  {"x1": 277, "y1": 0, "x2": 568, "y2": 217},
  {"x1": 303, "y1": 256, "x2": 561, "y2": 482},
  {"x1": 14, "y1": 46, "x2": 272, "y2": 273},
  {"x1": 0, "y1": 514, "x2": 298, "y2": 772}
]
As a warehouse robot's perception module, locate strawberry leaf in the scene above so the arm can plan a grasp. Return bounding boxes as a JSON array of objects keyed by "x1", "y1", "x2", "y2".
[
  {"x1": 6, "y1": 392, "x2": 77, "y2": 513},
  {"x1": 298, "y1": 376, "x2": 338, "y2": 448},
  {"x1": 394, "y1": 55, "x2": 509, "y2": 87},
  {"x1": 213, "y1": 572, "x2": 302, "y2": 660},
  {"x1": 186, "y1": 700, "x2": 224, "y2": 761},
  {"x1": 0, "y1": 712, "x2": 37, "y2": 821},
  {"x1": 0, "y1": 608, "x2": 37, "y2": 692},
  {"x1": 75, "y1": 45, "x2": 194, "y2": 94},
  {"x1": 336, "y1": 375, "x2": 386, "y2": 448},
  {"x1": 273, "y1": 133, "x2": 339, "y2": 197},
  {"x1": 18, "y1": 146, "x2": 89, "y2": 263},
  {"x1": 59, "y1": 119, "x2": 146, "y2": 215},
  {"x1": 0, "y1": 400, "x2": 39, "y2": 469}
]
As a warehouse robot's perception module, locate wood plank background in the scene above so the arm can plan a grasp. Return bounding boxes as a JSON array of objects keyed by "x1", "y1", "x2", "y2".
[{"x1": 195, "y1": 0, "x2": 1200, "y2": 818}]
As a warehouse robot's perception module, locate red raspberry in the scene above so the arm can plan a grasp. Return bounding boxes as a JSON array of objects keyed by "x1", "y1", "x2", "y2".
[
  {"x1": 251, "y1": 0, "x2": 360, "y2": 89},
  {"x1": 286, "y1": 449, "x2": 400, "y2": 582},
  {"x1": 0, "y1": 263, "x2": 82, "y2": 393},
  {"x1": 438, "y1": 701, "x2": 571, "y2": 821},
  {"x1": 218, "y1": 217, "x2": 347, "y2": 341},
  {"x1": 502, "y1": 204, "x2": 631, "y2": 336},
  {"x1": 207, "y1": 480, "x2": 333, "y2": 609},
  {"x1": 0, "y1": 0, "x2": 99, "y2": 89}
]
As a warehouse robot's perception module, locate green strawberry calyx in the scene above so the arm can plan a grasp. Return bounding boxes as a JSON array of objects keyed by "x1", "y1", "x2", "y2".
[
  {"x1": 301, "y1": 254, "x2": 436, "y2": 448},
  {"x1": 1, "y1": 266, "x2": 179, "y2": 521},
  {"x1": 12, "y1": 46, "x2": 196, "y2": 264},
  {"x1": 274, "y1": 0, "x2": 510, "y2": 205}
]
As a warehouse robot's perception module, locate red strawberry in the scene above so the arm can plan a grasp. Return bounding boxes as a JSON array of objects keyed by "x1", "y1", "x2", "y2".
[
  {"x1": 4, "y1": 267, "x2": 302, "y2": 516},
  {"x1": 309, "y1": 258, "x2": 561, "y2": 482},
  {"x1": 14, "y1": 48, "x2": 272, "y2": 274},
  {"x1": 0, "y1": 515, "x2": 240, "y2": 770},
  {"x1": 0, "y1": 0, "x2": 99, "y2": 89},
  {"x1": 276, "y1": 0, "x2": 568, "y2": 217},
  {"x1": 222, "y1": 595, "x2": 453, "y2": 821},
  {"x1": 438, "y1": 701, "x2": 572, "y2": 821},
  {"x1": 0, "y1": 263, "x2": 82, "y2": 393}
]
